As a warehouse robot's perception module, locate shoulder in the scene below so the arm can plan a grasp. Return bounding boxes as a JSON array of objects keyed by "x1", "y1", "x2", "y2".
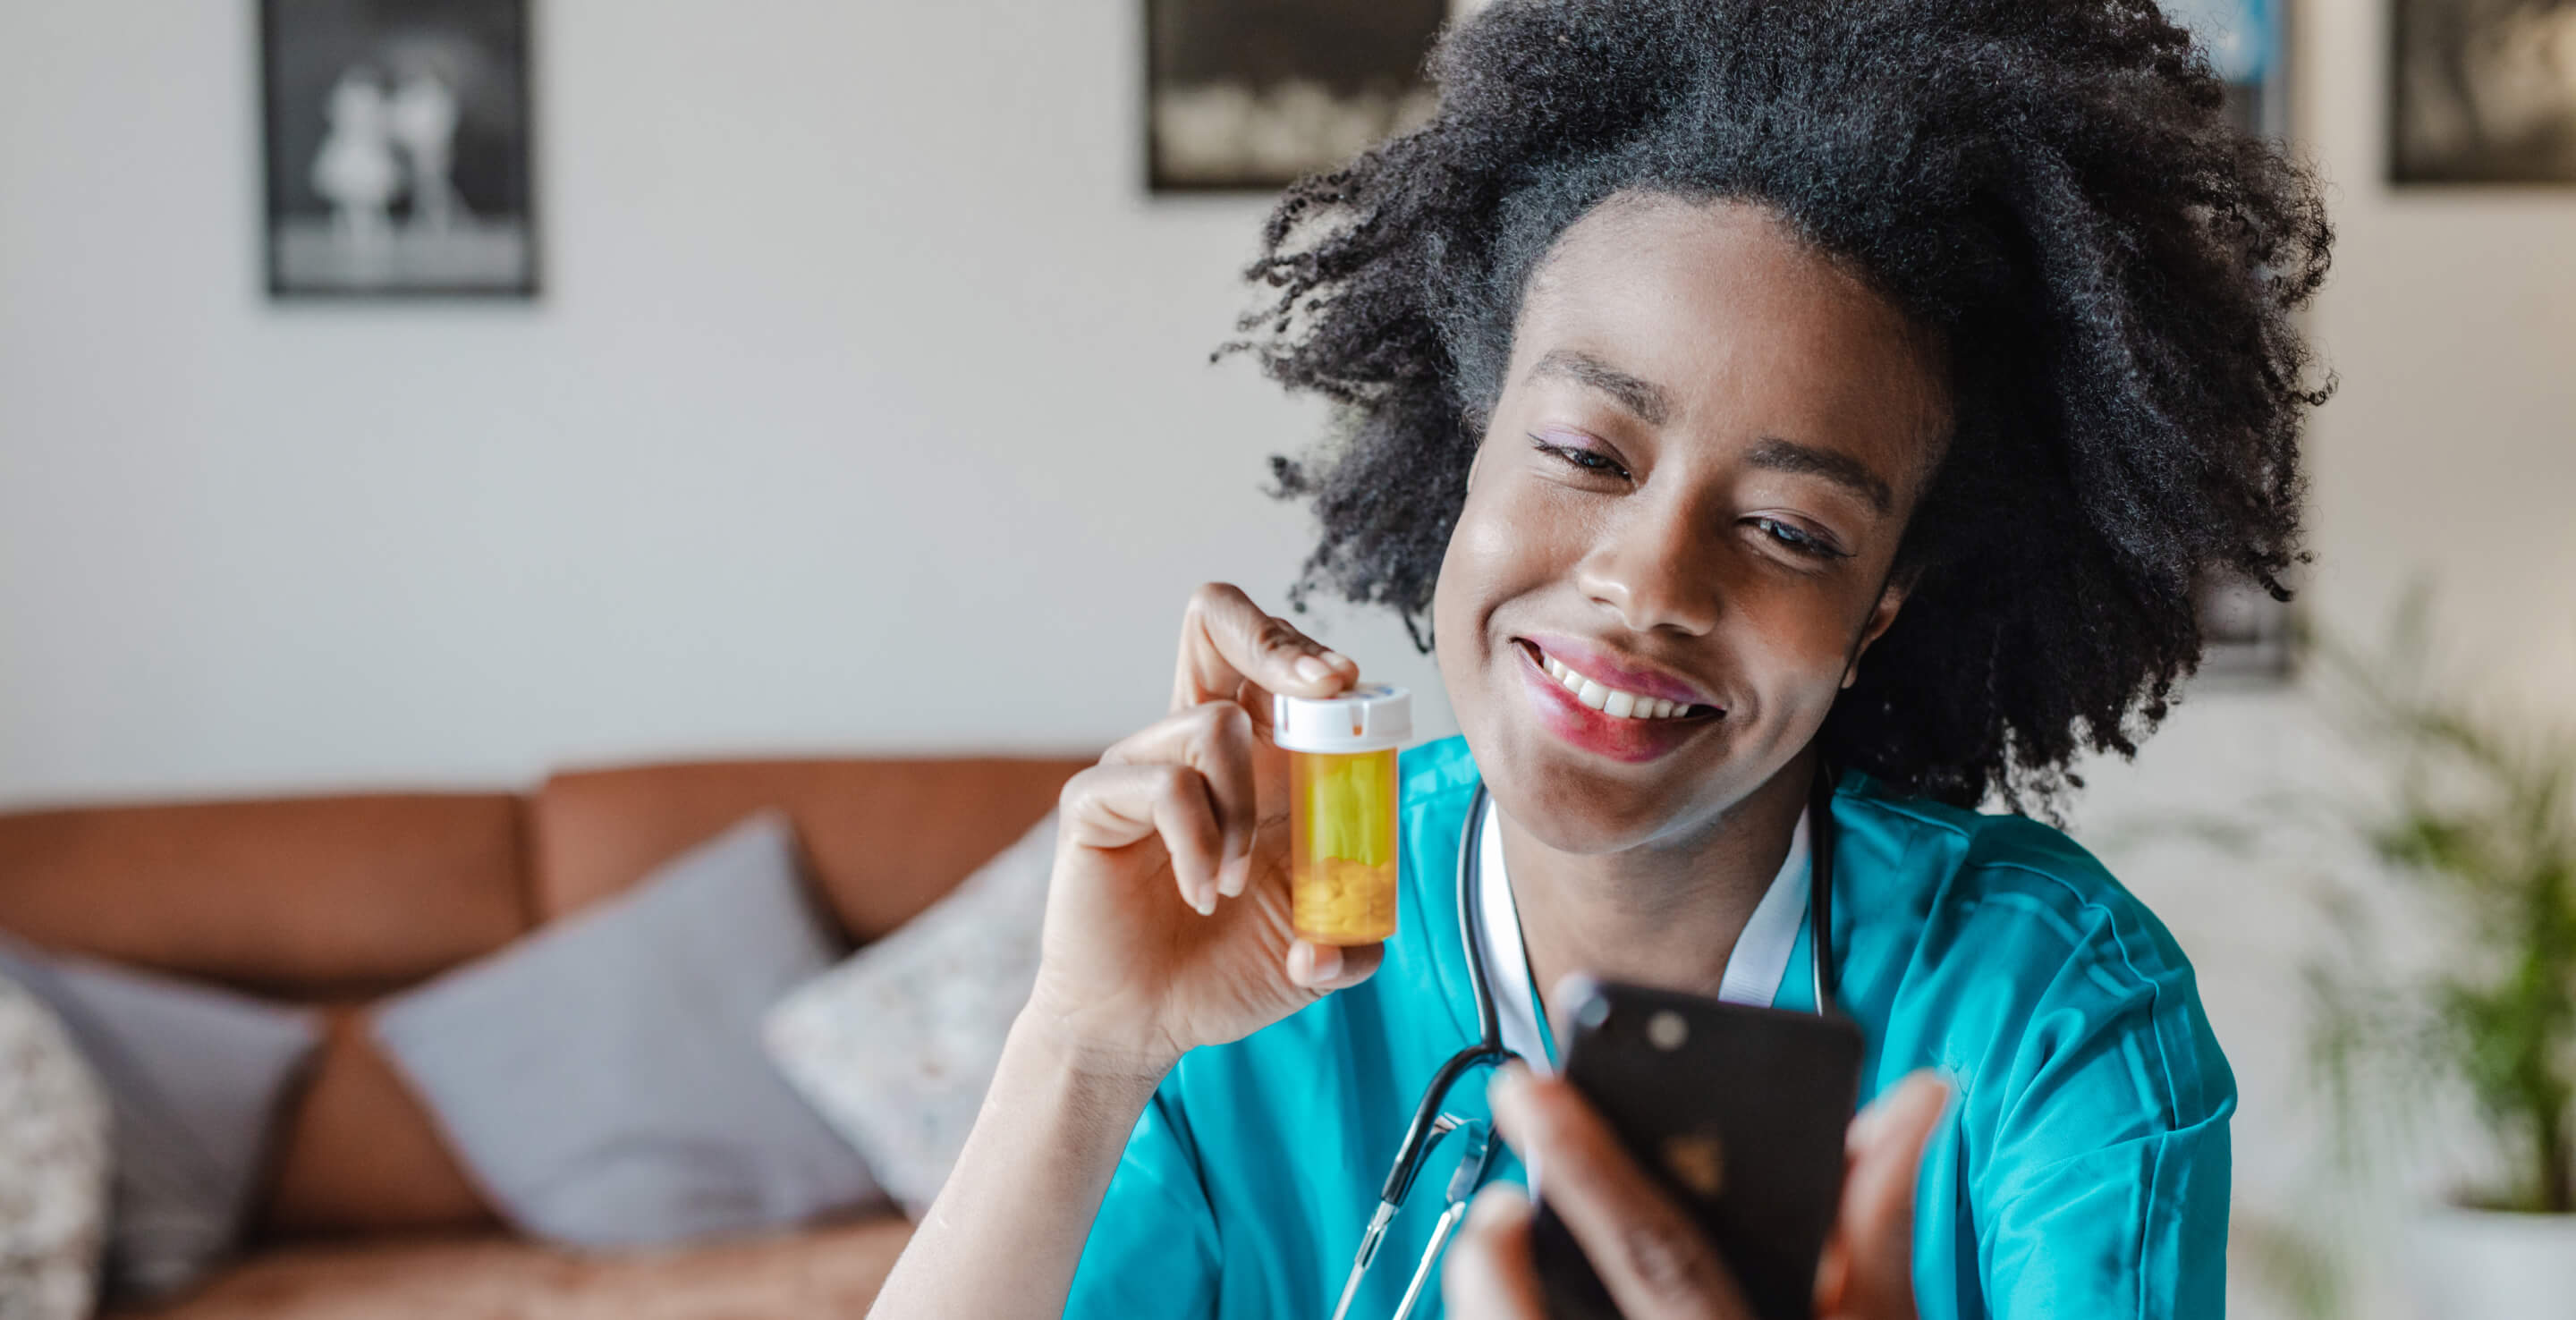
[
  {"x1": 1394, "y1": 736, "x2": 1483, "y2": 877},
  {"x1": 1835, "y1": 774, "x2": 2141, "y2": 920},
  {"x1": 1400, "y1": 734, "x2": 1482, "y2": 808},
  {"x1": 1831, "y1": 773, "x2": 2233, "y2": 1126},
  {"x1": 1834, "y1": 771, "x2": 2185, "y2": 975}
]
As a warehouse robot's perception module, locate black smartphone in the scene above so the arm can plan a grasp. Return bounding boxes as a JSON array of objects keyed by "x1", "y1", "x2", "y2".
[{"x1": 1530, "y1": 977, "x2": 1863, "y2": 1320}]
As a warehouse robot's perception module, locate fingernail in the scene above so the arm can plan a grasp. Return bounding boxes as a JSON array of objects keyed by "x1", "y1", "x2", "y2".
[
  {"x1": 1487, "y1": 1063, "x2": 1530, "y2": 1121},
  {"x1": 1319, "y1": 650, "x2": 1350, "y2": 673},
  {"x1": 1849, "y1": 1101, "x2": 1885, "y2": 1147},
  {"x1": 1294, "y1": 655, "x2": 1331, "y2": 684},
  {"x1": 1462, "y1": 1182, "x2": 1530, "y2": 1229},
  {"x1": 1307, "y1": 943, "x2": 1343, "y2": 983},
  {"x1": 1194, "y1": 887, "x2": 1216, "y2": 917}
]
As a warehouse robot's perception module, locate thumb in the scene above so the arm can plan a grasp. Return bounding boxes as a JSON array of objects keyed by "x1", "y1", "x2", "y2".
[
  {"x1": 1819, "y1": 1070, "x2": 1948, "y2": 1319},
  {"x1": 1286, "y1": 939, "x2": 1383, "y2": 992}
]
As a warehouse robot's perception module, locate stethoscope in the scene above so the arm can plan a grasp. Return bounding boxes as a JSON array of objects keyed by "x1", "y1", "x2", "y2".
[{"x1": 1329, "y1": 763, "x2": 1843, "y2": 1320}]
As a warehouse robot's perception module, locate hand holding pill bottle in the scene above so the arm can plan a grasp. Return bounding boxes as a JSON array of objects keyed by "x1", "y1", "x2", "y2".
[{"x1": 1271, "y1": 683, "x2": 1411, "y2": 946}]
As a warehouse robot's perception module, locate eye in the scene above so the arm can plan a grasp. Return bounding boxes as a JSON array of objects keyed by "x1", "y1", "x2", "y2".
[
  {"x1": 1749, "y1": 516, "x2": 1847, "y2": 560},
  {"x1": 1530, "y1": 434, "x2": 1631, "y2": 480}
]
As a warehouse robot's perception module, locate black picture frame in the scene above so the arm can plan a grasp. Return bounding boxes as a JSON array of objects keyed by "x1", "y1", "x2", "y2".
[
  {"x1": 260, "y1": 0, "x2": 538, "y2": 299},
  {"x1": 2389, "y1": 0, "x2": 2576, "y2": 185},
  {"x1": 1143, "y1": 0, "x2": 1447, "y2": 194}
]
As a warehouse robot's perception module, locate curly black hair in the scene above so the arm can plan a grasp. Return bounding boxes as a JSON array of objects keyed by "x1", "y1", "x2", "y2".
[{"x1": 1229, "y1": 0, "x2": 2332, "y2": 810}]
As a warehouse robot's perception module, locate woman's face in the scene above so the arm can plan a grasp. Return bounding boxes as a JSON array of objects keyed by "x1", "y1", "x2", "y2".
[{"x1": 1433, "y1": 192, "x2": 1948, "y2": 854}]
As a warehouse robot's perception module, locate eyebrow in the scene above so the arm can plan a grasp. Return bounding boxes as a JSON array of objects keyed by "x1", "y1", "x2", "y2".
[
  {"x1": 1529, "y1": 348, "x2": 1899, "y2": 515},
  {"x1": 1745, "y1": 436, "x2": 1894, "y2": 515},
  {"x1": 1528, "y1": 349, "x2": 1674, "y2": 428}
]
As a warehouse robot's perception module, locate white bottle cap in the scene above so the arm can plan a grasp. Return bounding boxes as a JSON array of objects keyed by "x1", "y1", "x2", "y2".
[{"x1": 1272, "y1": 683, "x2": 1412, "y2": 755}]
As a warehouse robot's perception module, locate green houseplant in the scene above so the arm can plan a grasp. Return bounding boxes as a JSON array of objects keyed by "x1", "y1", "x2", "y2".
[
  {"x1": 2175, "y1": 597, "x2": 2576, "y2": 1317},
  {"x1": 2307, "y1": 605, "x2": 2575, "y2": 1216}
]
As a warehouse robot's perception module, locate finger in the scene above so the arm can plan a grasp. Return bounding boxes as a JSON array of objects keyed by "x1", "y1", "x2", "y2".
[
  {"x1": 1443, "y1": 1185, "x2": 1547, "y2": 1319},
  {"x1": 1285, "y1": 939, "x2": 1383, "y2": 992},
  {"x1": 1819, "y1": 1070, "x2": 1948, "y2": 1319},
  {"x1": 1102, "y1": 701, "x2": 1262, "y2": 897},
  {"x1": 1172, "y1": 581, "x2": 1358, "y2": 714},
  {"x1": 1056, "y1": 762, "x2": 1226, "y2": 916},
  {"x1": 1488, "y1": 1069, "x2": 1750, "y2": 1320}
]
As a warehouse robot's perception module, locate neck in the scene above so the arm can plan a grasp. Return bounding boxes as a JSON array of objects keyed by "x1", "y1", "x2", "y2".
[{"x1": 1501, "y1": 749, "x2": 1815, "y2": 1012}]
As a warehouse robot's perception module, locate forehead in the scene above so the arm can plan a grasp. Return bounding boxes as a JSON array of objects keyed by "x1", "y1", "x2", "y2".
[{"x1": 1512, "y1": 193, "x2": 1947, "y2": 480}]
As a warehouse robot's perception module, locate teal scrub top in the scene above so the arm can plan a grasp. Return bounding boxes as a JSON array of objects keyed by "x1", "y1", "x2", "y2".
[{"x1": 1066, "y1": 736, "x2": 2233, "y2": 1319}]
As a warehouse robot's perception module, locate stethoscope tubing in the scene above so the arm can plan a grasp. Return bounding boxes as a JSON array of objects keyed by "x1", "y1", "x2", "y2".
[{"x1": 1381, "y1": 764, "x2": 1842, "y2": 1208}]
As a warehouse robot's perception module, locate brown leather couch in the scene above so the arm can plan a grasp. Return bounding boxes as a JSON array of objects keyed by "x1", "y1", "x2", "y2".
[{"x1": 0, "y1": 755, "x2": 1090, "y2": 1319}]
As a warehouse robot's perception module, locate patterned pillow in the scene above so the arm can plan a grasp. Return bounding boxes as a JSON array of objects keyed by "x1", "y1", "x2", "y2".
[
  {"x1": 763, "y1": 811, "x2": 1056, "y2": 1215},
  {"x1": 0, "y1": 975, "x2": 111, "y2": 1320}
]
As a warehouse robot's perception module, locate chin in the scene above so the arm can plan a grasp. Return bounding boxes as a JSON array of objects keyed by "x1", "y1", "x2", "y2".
[{"x1": 1458, "y1": 707, "x2": 1729, "y2": 853}]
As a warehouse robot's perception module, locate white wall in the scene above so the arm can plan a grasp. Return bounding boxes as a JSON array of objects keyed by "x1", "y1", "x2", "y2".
[
  {"x1": 0, "y1": 0, "x2": 1452, "y2": 804},
  {"x1": 3, "y1": 1, "x2": 2572, "y2": 1314}
]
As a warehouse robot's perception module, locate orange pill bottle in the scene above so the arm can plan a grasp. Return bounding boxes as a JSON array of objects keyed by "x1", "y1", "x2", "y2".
[{"x1": 1272, "y1": 683, "x2": 1411, "y2": 946}]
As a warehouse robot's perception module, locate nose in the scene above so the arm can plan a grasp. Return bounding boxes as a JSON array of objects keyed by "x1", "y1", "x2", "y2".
[{"x1": 1572, "y1": 489, "x2": 1721, "y2": 637}]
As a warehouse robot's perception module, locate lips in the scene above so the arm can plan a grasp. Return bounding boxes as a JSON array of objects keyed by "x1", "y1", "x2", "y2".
[
  {"x1": 1519, "y1": 634, "x2": 1720, "y2": 710},
  {"x1": 1509, "y1": 637, "x2": 1721, "y2": 764},
  {"x1": 1531, "y1": 651, "x2": 1704, "y2": 721}
]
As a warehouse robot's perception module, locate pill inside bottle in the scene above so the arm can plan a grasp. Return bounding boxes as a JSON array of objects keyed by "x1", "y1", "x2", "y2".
[{"x1": 1272, "y1": 683, "x2": 1411, "y2": 946}]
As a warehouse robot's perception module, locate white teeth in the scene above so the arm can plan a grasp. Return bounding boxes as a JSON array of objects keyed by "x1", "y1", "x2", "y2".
[{"x1": 1534, "y1": 648, "x2": 1697, "y2": 721}]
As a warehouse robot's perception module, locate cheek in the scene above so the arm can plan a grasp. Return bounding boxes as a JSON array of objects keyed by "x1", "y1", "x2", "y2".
[
  {"x1": 1433, "y1": 476, "x2": 1560, "y2": 688},
  {"x1": 1440, "y1": 473, "x2": 1562, "y2": 612},
  {"x1": 1724, "y1": 574, "x2": 1880, "y2": 720}
]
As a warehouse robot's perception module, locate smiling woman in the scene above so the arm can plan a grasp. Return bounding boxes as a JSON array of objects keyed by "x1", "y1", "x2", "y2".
[{"x1": 865, "y1": 3, "x2": 2331, "y2": 1318}]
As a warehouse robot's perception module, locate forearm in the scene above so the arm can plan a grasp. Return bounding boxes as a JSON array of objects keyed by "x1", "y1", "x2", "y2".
[{"x1": 867, "y1": 1014, "x2": 1170, "y2": 1320}]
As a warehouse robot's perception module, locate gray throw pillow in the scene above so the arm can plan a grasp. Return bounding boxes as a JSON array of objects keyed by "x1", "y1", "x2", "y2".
[
  {"x1": 0, "y1": 932, "x2": 322, "y2": 1305},
  {"x1": 372, "y1": 810, "x2": 887, "y2": 1249}
]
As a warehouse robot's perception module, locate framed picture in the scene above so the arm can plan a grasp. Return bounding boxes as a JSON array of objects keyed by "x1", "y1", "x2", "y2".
[
  {"x1": 2168, "y1": 0, "x2": 2300, "y2": 680},
  {"x1": 1145, "y1": 0, "x2": 1447, "y2": 193},
  {"x1": 2165, "y1": 0, "x2": 2292, "y2": 140},
  {"x1": 2391, "y1": 0, "x2": 2576, "y2": 183},
  {"x1": 2194, "y1": 576, "x2": 2300, "y2": 681},
  {"x1": 260, "y1": 0, "x2": 538, "y2": 298}
]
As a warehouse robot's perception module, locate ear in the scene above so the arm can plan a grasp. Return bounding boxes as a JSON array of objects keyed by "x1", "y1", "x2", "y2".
[{"x1": 1841, "y1": 574, "x2": 1912, "y2": 690}]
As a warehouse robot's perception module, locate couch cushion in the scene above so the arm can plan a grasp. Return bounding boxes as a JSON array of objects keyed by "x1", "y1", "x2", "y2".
[
  {"x1": 0, "y1": 795, "x2": 529, "y2": 998},
  {"x1": 258, "y1": 1005, "x2": 494, "y2": 1240},
  {"x1": 373, "y1": 814, "x2": 883, "y2": 1248},
  {"x1": 102, "y1": 1219, "x2": 912, "y2": 1320},
  {"x1": 530, "y1": 758, "x2": 1087, "y2": 939}
]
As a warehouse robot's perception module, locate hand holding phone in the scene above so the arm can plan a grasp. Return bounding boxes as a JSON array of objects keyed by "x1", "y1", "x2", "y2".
[{"x1": 1528, "y1": 977, "x2": 1864, "y2": 1320}]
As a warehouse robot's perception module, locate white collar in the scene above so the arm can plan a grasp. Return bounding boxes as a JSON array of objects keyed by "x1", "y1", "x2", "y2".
[{"x1": 1472, "y1": 795, "x2": 1813, "y2": 1079}]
